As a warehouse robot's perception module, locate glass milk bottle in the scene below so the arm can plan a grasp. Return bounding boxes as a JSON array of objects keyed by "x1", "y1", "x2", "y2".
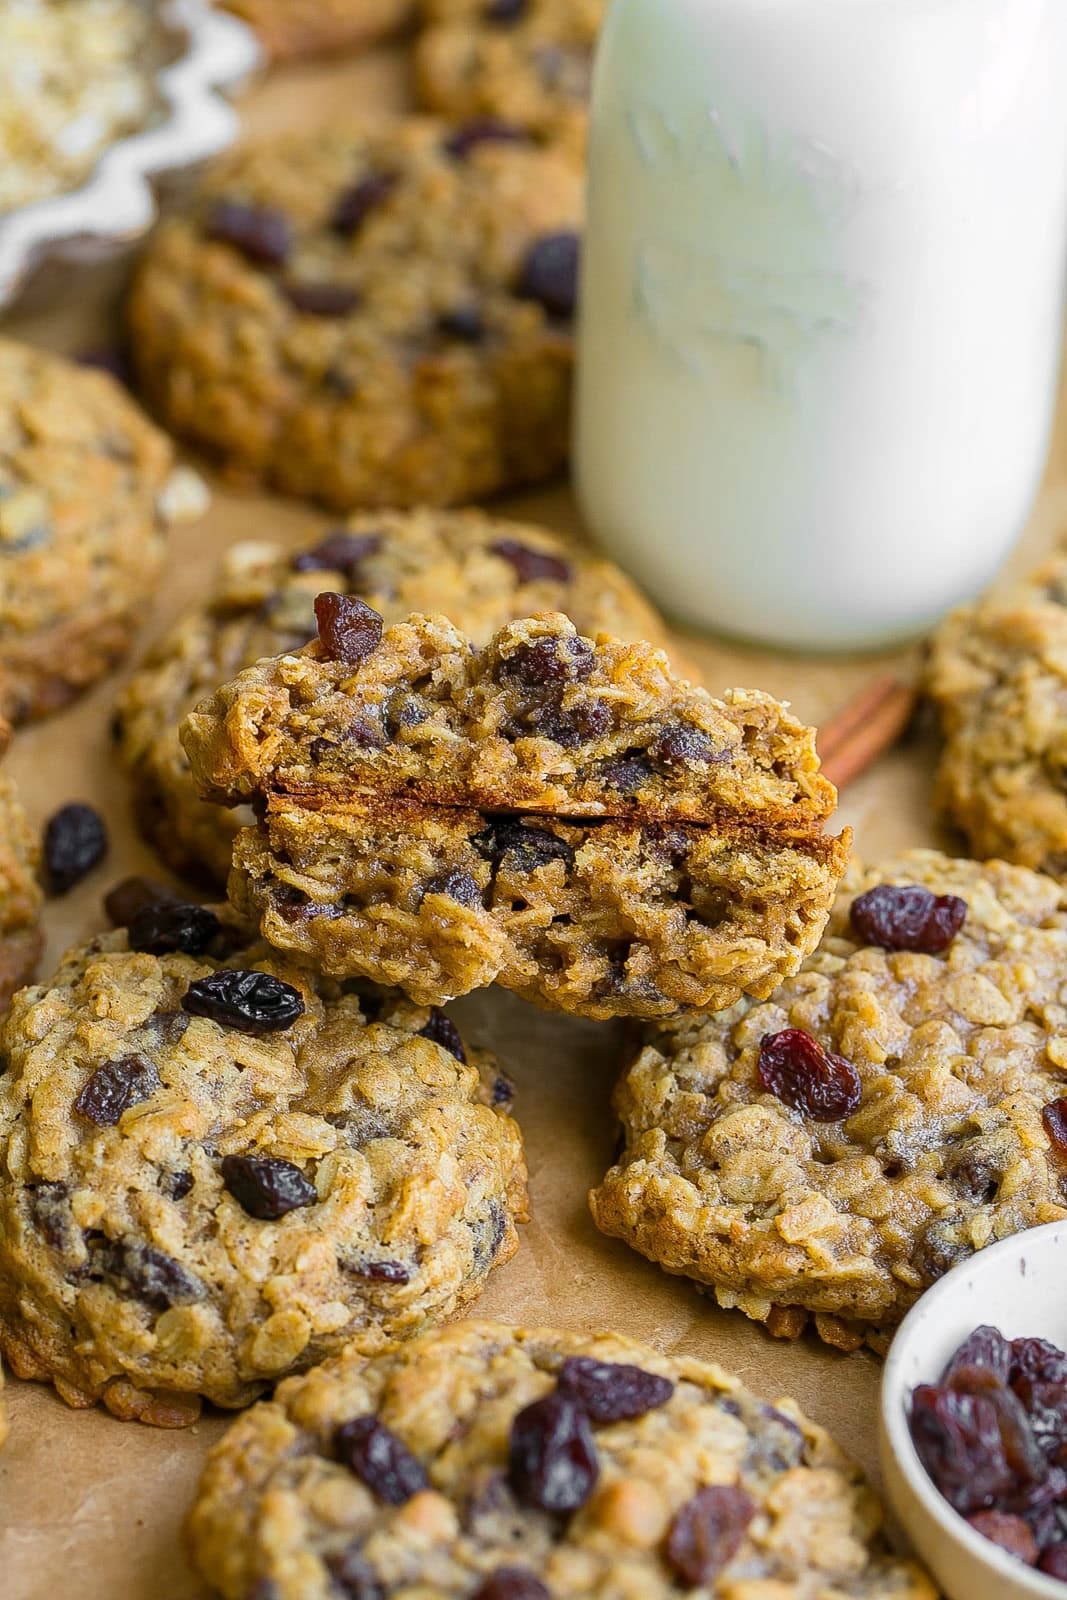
[{"x1": 575, "y1": 0, "x2": 1067, "y2": 651}]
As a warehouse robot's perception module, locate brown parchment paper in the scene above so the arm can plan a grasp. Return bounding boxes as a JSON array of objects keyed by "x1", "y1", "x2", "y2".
[{"x1": 2, "y1": 44, "x2": 1067, "y2": 1600}]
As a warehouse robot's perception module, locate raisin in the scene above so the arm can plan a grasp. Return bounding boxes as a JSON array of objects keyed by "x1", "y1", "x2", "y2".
[
  {"x1": 94, "y1": 1237, "x2": 206, "y2": 1309},
  {"x1": 74, "y1": 1054, "x2": 161, "y2": 1126},
  {"x1": 849, "y1": 884, "x2": 967, "y2": 954},
  {"x1": 597, "y1": 754, "x2": 654, "y2": 793},
  {"x1": 491, "y1": 1073, "x2": 515, "y2": 1106},
  {"x1": 315, "y1": 592, "x2": 384, "y2": 663},
  {"x1": 77, "y1": 346, "x2": 133, "y2": 386},
  {"x1": 332, "y1": 173, "x2": 398, "y2": 236},
  {"x1": 508, "y1": 1391, "x2": 598, "y2": 1513},
  {"x1": 143, "y1": 1010, "x2": 192, "y2": 1048},
  {"x1": 474, "y1": 818, "x2": 574, "y2": 873},
  {"x1": 336, "y1": 1416, "x2": 428, "y2": 1504},
  {"x1": 472, "y1": 1199, "x2": 507, "y2": 1272},
  {"x1": 182, "y1": 969, "x2": 305, "y2": 1034},
  {"x1": 519, "y1": 689, "x2": 610, "y2": 747},
  {"x1": 909, "y1": 1384, "x2": 1017, "y2": 1515},
  {"x1": 285, "y1": 282, "x2": 361, "y2": 317},
  {"x1": 161, "y1": 1170, "x2": 194, "y2": 1201},
  {"x1": 443, "y1": 118, "x2": 529, "y2": 158},
  {"x1": 497, "y1": 634, "x2": 594, "y2": 687},
  {"x1": 421, "y1": 870, "x2": 482, "y2": 910},
  {"x1": 490, "y1": 538, "x2": 571, "y2": 585},
  {"x1": 947, "y1": 1366, "x2": 1047, "y2": 1488},
  {"x1": 757, "y1": 1029, "x2": 861, "y2": 1121},
  {"x1": 1043, "y1": 1099, "x2": 1067, "y2": 1153},
  {"x1": 967, "y1": 1510, "x2": 1038, "y2": 1564},
  {"x1": 206, "y1": 199, "x2": 292, "y2": 266},
  {"x1": 344, "y1": 1258, "x2": 411, "y2": 1284},
  {"x1": 650, "y1": 723, "x2": 726, "y2": 767},
  {"x1": 221, "y1": 1154, "x2": 317, "y2": 1219},
  {"x1": 942, "y1": 1326, "x2": 1013, "y2": 1385},
  {"x1": 1013, "y1": 1373, "x2": 1067, "y2": 1467},
  {"x1": 1042, "y1": 1545, "x2": 1067, "y2": 1578},
  {"x1": 517, "y1": 232, "x2": 580, "y2": 318},
  {"x1": 665, "y1": 1485, "x2": 755, "y2": 1585},
  {"x1": 27, "y1": 1182, "x2": 74, "y2": 1252},
  {"x1": 472, "y1": 1571, "x2": 549, "y2": 1600},
  {"x1": 292, "y1": 532, "x2": 382, "y2": 576},
  {"x1": 127, "y1": 902, "x2": 221, "y2": 956},
  {"x1": 323, "y1": 1547, "x2": 382, "y2": 1599},
  {"x1": 43, "y1": 803, "x2": 108, "y2": 894},
  {"x1": 557, "y1": 1356, "x2": 674, "y2": 1423},
  {"x1": 419, "y1": 1006, "x2": 467, "y2": 1062},
  {"x1": 1012, "y1": 1338, "x2": 1067, "y2": 1386},
  {"x1": 437, "y1": 306, "x2": 485, "y2": 342},
  {"x1": 104, "y1": 875, "x2": 180, "y2": 926},
  {"x1": 484, "y1": 0, "x2": 527, "y2": 17},
  {"x1": 384, "y1": 692, "x2": 428, "y2": 737}
]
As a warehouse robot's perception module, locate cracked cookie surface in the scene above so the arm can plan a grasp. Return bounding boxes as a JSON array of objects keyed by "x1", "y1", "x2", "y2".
[
  {"x1": 0, "y1": 914, "x2": 526, "y2": 1424},
  {"x1": 928, "y1": 552, "x2": 1067, "y2": 874},
  {"x1": 114, "y1": 510, "x2": 676, "y2": 885},
  {"x1": 127, "y1": 119, "x2": 581, "y2": 510},
  {"x1": 591, "y1": 850, "x2": 1067, "y2": 1352},
  {"x1": 186, "y1": 1318, "x2": 934, "y2": 1600},
  {"x1": 415, "y1": 0, "x2": 603, "y2": 153},
  {"x1": 0, "y1": 338, "x2": 176, "y2": 723}
]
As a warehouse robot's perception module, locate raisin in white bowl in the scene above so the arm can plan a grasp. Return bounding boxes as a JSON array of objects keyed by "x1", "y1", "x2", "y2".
[{"x1": 880, "y1": 1220, "x2": 1067, "y2": 1600}]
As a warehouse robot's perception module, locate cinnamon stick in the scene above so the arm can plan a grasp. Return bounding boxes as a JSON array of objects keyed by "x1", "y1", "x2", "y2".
[{"x1": 818, "y1": 676, "x2": 917, "y2": 792}]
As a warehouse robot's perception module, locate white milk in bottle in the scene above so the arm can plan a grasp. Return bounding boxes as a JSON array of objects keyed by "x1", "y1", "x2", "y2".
[{"x1": 575, "y1": 0, "x2": 1067, "y2": 650}]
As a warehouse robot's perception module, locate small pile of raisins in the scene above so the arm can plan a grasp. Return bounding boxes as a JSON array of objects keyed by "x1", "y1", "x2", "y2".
[{"x1": 909, "y1": 1323, "x2": 1067, "y2": 1576}]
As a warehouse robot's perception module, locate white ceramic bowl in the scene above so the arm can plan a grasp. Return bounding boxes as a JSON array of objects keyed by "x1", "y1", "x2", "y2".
[
  {"x1": 0, "y1": 0, "x2": 261, "y2": 307},
  {"x1": 880, "y1": 1221, "x2": 1067, "y2": 1600}
]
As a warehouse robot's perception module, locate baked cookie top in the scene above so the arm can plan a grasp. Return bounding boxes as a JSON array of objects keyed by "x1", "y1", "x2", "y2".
[
  {"x1": 927, "y1": 552, "x2": 1067, "y2": 874},
  {"x1": 0, "y1": 911, "x2": 526, "y2": 1424},
  {"x1": 127, "y1": 119, "x2": 582, "y2": 510},
  {"x1": 591, "y1": 850, "x2": 1067, "y2": 1352},
  {"x1": 220, "y1": 0, "x2": 413, "y2": 60},
  {"x1": 186, "y1": 1318, "x2": 934, "y2": 1600},
  {"x1": 180, "y1": 607, "x2": 836, "y2": 832},
  {"x1": 113, "y1": 510, "x2": 676, "y2": 884},
  {"x1": 0, "y1": 338, "x2": 176, "y2": 723},
  {"x1": 415, "y1": 0, "x2": 603, "y2": 152},
  {"x1": 0, "y1": 763, "x2": 42, "y2": 1007}
]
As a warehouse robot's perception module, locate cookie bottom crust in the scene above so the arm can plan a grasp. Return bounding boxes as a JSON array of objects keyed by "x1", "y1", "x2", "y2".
[{"x1": 228, "y1": 800, "x2": 849, "y2": 1018}]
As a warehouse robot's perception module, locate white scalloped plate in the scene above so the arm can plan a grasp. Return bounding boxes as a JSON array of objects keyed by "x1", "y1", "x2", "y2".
[{"x1": 0, "y1": 0, "x2": 262, "y2": 306}]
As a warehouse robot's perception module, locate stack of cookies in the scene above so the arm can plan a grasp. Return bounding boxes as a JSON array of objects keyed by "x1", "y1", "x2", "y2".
[{"x1": 4, "y1": 5, "x2": 1067, "y2": 1597}]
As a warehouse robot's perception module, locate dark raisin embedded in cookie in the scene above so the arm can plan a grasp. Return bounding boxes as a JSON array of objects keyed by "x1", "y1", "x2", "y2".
[
  {"x1": 104, "y1": 875, "x2": 181, "y2": 926},
  {"x1": 292, "y1": 532, "x2": 382, "y2": 575},
  {"x1": 557, "y1": 1356, "x2": 674, "y2": 1423},
  {"x1": 444, "y1": 118, "x2": 531, "y2": 158},
  {"x1": 1043, "y1": 1100, "x2": 1067, "y2": 1153},
  {"x1": 182, "y1": 970, "x2": 305, "y2": 1034},
  {"x1": 284, "y1": 282, "x2": 362, "y2": 318},
  {"x1": 93, "y1": 1236, "x2": 206, "y2": 1310},
  {"x1": 472, "y1": 1572, "x2": 550, "y2": 1600},
  {"x1": 336, "y1": 1415, "x2": 429, "y2": 1504},
  {"x1": 421, "y1": 870, "x2": 482, "y2": 910},
  {"x1": 517, "y1": 232, "x2": 580, "y2": 318},
  {"x1": 849, "y1": 883, "x2": 967, "y2": 954},
  {"x1": 331, "y1": 173, "x2": 399, "y2": 236},
  {"x1": 497, "y1": 633, "x2": 593, "y2": 686},
  {"x1": 43, "y1": 803, "x2": 108, "y2": 894},
  {"x1": 206, "y1": 200, "x2": 292, "y2": 266},
  {"x1": 508, "y1": 1390, "x2": 599, "y2": 1513},
  {"x1": 74, "y1": 1054, "x2": 161, "y2": 1126},
  {"x1": 221, "y1": 1154, "x2": 318, "y2": 1219},
  {"x1": 437, "y1": 305, "x2": 486, "y2": 342},
  {"x1": 651, "y1": 724, "x2": 727, "y2": 768},
  {"x1": 490, "y1": 537, "x2": 571, "y2": 585},
  {"x1": 127, "y1": 902, "x2": 221, "y2": 955},
  {"x1": 757, "y1": 1028, "x2": 861, "y2": 1122},
  {"x1": 315, "y1": 593, "x2": 384, "y2": 664},
  {"x1": 419, "y1": 1006, "x2": 468, "y2": 1063},
  {"x1": 665, "y1": 1485, "x2": 755, "y2": 1585}
]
